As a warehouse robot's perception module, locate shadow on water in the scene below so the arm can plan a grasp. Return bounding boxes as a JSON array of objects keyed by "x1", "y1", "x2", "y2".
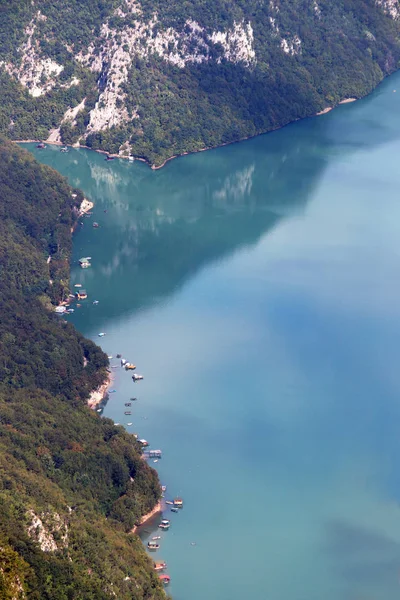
[{"x1": 21, "y1": 71, "x2": 400, "y2": 324}]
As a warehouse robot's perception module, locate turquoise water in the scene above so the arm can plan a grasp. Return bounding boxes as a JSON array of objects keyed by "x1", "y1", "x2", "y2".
[{"x1": 23, "y1": 72, "x2": 400, "y2": 600}]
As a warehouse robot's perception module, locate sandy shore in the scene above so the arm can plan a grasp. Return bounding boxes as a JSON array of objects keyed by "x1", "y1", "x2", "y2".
[
  {"x1": 14, "y1": 94, "x2": 361, "y2": 170},
  {"x1": 339, "y1": 97, "x2": 357, "y2": 104},
  {"x1": 87, "y1": 371, "x2": 113, "y2": 409},
  {"x1": 131, "y1": 501, "x2": 163, "y2": 534}
]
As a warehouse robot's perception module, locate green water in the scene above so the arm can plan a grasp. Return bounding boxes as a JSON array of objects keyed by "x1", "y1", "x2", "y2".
[{"x1": 23, "y1": 71, "x2": 400, "y2": 600}]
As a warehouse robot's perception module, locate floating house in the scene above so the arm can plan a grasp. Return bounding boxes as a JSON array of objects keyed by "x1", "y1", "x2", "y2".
[
  {"x1": 54, "y1": 305, "x2": 67, "y2": 314},
  {"x1": 79, "y1": 257, "x2": 91, "y2": 268},
  {"x1": 148, "y1": 449, "x2": 162, "y2": 459},
  {"x1": 147, "y1": 540, "x2": 159, "y2": 551},
  {"x1": 158, "y1": 574, "x2": 170, "y2": 585},
  {"x1": 154, "y1": 562, "x2": 167, "y2": 572},
  {"x1": 75, "y1": 289, "x2": 87, "y2": 300},
  {"x1": 173, "y1": 497, "x2": 183, "y2": 508},
  {"x1": 158, "y1": 520, "x2": 170, "y2": 531}
]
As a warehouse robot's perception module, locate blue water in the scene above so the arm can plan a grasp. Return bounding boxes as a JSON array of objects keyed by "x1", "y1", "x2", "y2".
[{"x1": 23, "y1": 71, "x2": 400, "y2": 600}]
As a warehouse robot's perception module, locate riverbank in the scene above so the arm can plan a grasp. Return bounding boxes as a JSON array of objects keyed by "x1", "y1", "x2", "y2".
[
  {"x1": 131, "y1": 501, "x2": 163, "y2": 534},
  {"x1": 14, "y1": 95, "x2": 362, "y2": 171},
  {"x1": 87, "y1": 371, "x2": 113, "y2": 409}
]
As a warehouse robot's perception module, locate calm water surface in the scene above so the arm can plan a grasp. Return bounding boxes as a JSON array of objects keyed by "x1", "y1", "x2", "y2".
[{"x1": 24, "y1": 72, "x2": 400, "y2": 600}]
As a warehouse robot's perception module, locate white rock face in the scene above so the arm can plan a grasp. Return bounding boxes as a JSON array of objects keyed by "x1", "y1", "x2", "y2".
[
  {"x1": 62, "y1": 98, "x2": 86, "y2": 125},
  {"x1": 80, "y1": 16, "x2": 256, "y2": 132},
  {"x1": 280, "y1": 35, "x2": 302, "y2": 55},
  {"x1": 376, "y1": 0, "x2": 400, "y2": 19},
  {"x1": 27, "y1": 510, "x2": 68, "y2": 552},
  {"x1": 1, "y1": 11, "x2": 83, "y2": 96},
  {"x1": 210, "y1": 22, "x2": 255, "y2": 65}
]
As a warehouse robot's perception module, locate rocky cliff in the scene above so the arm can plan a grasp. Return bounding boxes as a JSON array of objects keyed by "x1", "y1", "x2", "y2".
[{"x1": 1, "y1": 0, "x2": 400, "y2": 165}]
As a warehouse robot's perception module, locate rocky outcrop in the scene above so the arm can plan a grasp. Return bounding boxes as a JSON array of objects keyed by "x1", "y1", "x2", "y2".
[
  {"x1": 376, "y1": 0, "x2": 400, "y2": 19},
  {"x1": 27, "y1": 510, "x2": 68, "y2": 552}
]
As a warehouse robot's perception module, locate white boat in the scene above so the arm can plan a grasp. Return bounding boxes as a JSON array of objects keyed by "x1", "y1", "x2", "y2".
[
  {"x1": 55, "y1": 306, "x2": 66, "y2": 314},
  {"x1": 74, "y1": 284, "x2": 82, "y2": 287},
  {"x1": 158, "y1": 520, "x2": 170, "y2": 530},
  {"x1": 98, "y1": 332, "x2": 106, "y2": 337},
  {"x1": 132, "y1": 374, "x2": 143, "y2": 382},
  {"x1": 127, "y1": 422, "x2": 133, "y2": 426}
]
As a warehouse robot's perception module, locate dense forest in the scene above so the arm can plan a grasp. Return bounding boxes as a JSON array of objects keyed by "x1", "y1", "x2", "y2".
[
  {"x1": 0, "y1": 0, "x2": 400, "y2": 165},
  {"x1": 0, "y1": 137, "x2": 164, "y2": 599}
]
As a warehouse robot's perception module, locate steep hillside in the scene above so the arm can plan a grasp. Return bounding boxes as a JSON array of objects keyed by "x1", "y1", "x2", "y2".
[
  {"x1": 0, "y1": 137, "x2": 163, "y2": 599},
  {"x1": 1, "y1": 0, "x2": 400, "y2": 165}
]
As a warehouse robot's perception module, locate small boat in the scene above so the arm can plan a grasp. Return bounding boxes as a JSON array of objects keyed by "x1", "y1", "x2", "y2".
[
  {"x1": 124, "y1": 411, "x2": 132, "y2": 415},
  {"x1": 128, "y1": 156, "x2": 135, "y2": 162},
  {"x1": 154, "y1": 561, "x2": 166, "y2": 572},
  {"x1": 132, "y1": 374, "x2": 143, "y2": 382},
  {"x1": 116, "y1": 354, "x2": 122, "y2": 358},
  {"x1": 60, "y1": 146, "x2": 69, "y2": 153},
  {"x1": 158, "y1": 520, "x2": 170, "y2": 531},
  {"x1": 127, "y1": 422, "x2": 133, "y2": 426},
  {"x1": 165, "y1": 501, "x2": 173, "y2": 506},
  {"x1": 98, "y1": 332, "x2": 106, "y2": 337},
  {"x1": 125, "y1": 402, "x2": 132, "y2": 407},
  {"x1": 36, "y1": 142, "x2": 46, "y2": 149},
  {"x1": 121, "y1": 358, "x2": 127, "y2": 366},
  {"x1": 170, "y1": 507, "x2": 178, "y2": 513},
  {"x1": 96, "y1": 408, "x2": 102, "y2": 413},
  {"x1": 67, "y1": 309, "x2": 75, "y2": 313},
  {"x1": 153, "y1": 459, "x2": 159, "y2": 463},
  {"x1": 93, "y1": 222, "x2": 99, "y2": 228},
  {"x1": 107, "y1": 355, "x2": 113, "y2": 359},
  {"x1": 93, "y1": 300, "x2": 99, "y2": 305},
  {"x1": 147, "y1": 541, "x2": 159, "y2": 551},
  {"x1": 74, "y1": 284, "x2": 82, "y2": 288},
  {"x1": 138, "y1": 439, "x2": 149, "y2": 447},
  {"x1": 152, "y1": 536, "x2": 161, "y2": 541},
  {"x1": 130, "y1": 397, "x2": 137, "y2": 402},
  {"x1": 105, "y1": 155, "x2": 115, "y2": 161},
  {"x1": 158, "y1": 574, "x2": 170, "y2": 586},
  {"x1": 125, "y1": 364, "x2": 136, "y2": 370},
  {"x1": 161, "y1": 485, "x2": 167, "y2": 493},
  {"x1": 109, "y1": 389, "x2": 117, "y2": 393},
  {"x1": 173, "y1": 498, "x2": 183, "y2": 508}
]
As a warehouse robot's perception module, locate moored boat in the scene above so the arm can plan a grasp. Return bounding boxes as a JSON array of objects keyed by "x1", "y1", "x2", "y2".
[
  {"x1": 158, "y1": 520, "x2": 170, "y2": 530},
  {"x1": 124, "y1": 411, "x2": 132, "y2": 415},
  {"x1": 154, "y1": 561, "x2": 167, "y2": 572},
  {"x1": 158, "y1": 574, "x2": 170, "y2": 586},
  {"x1": 173, "y1": 497, "x2": 183, "y2": 508},
  {"x1": 147, "y1": 540, "x2": 159, "y2": 551},
  {"x1": 132, "y1": 374, "x2": 143, "y2": 382}
]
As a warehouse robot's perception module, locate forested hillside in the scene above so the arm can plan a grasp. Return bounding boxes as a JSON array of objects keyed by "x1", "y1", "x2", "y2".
[
  {"x1": 1, "y1": 0, "x2": 400, "y2": 165},
  {"x1": 0, "y1": 137, "x2": 163, "y2": 599}
]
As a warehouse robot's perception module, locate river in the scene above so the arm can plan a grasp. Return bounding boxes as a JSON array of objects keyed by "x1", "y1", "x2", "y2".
[{"x1": 23, "y1": 71, "x2": 400, "y2": 600}]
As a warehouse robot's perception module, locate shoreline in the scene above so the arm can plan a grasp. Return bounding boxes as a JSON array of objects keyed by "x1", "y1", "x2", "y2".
[
  {"x1": 14, "y1": 96, "x2": 360, "y2": 171},
  {"x1": 131, "y1": 500, "x2": 163, "y2": 534},
  {"x1": 87, "y1": 371, "x2": 113, "y2": 409}
]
